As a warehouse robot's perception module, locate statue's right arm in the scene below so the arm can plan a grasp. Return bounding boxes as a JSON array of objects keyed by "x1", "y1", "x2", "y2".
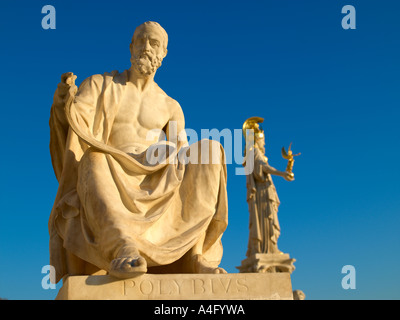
[
  {"x1": 49, "y1": 72, "x2": 101, "y2": 180},
  {"x1": 254, "y1": 148, "x2": 292, "y2": 181},
  {"x1": 51, "y1": 72, "x2": 78, "y2": 131},
  {"x1": 262, "y1": 162, "x2": 284, "y2": 177},
  {"x1": 51, "y1": 72, "x2": 104, "y2": 136},
  {"x1": 260, "y1": 160, "x2": 294, "y2": 182},
  {"x1": 49, "y1": 72, "x2": 78, "y2": 180}
]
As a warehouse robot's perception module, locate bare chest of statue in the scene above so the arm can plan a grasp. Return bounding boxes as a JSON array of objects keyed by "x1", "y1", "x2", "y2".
[{"x1": 108, "y1": 83, "x2": 171, "y2": 154}]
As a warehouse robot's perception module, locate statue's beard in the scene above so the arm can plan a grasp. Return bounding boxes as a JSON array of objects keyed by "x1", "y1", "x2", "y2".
[{"x1": 131, "y1": 52, "x2": 163, "y2": 76}]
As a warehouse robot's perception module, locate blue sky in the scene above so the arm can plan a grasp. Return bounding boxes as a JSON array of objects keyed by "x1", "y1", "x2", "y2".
[{"x1": 0, "y1": 0, "x2": 399, "y2": 300}]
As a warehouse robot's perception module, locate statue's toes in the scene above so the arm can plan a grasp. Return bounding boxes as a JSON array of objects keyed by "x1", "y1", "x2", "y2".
[
  {"x1": 214, "y1": 267, "x2": 227, "y2": 274},
  {"x1": 111, "y1": 257, "x2": 126, "y2": 270},
  {"x1": 131, "y1": 257, "x2": 146, "y2": 267},
  {"x1": 109, "y1": 256, "x2": 147, "y2": 279},
  {"x1": 121, "y1": 258, "x2": 136, "y2": 270}
]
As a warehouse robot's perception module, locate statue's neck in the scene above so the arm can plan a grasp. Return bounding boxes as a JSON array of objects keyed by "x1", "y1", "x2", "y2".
[{"x1": 128, "y1": 67, "x2": 155, "y2": 93}]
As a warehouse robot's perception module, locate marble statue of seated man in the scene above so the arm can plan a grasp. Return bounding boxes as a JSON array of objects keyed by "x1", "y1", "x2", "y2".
[{"x1": 48, "y1": 21, "x2": 228, "y2": 282}]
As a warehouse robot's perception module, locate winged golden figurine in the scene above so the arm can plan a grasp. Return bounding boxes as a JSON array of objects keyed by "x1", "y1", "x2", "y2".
[{"x1": 281, "y1": 143, "x2": 301, "y2": 178}]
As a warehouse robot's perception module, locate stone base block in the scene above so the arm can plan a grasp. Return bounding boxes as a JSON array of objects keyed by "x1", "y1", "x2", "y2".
[
  {"x1": 237, "y1": 253, "x2": 296, "y2": 274},
  {"x1": 56, "y1": 273, "x2": 294, "y2": 300}
]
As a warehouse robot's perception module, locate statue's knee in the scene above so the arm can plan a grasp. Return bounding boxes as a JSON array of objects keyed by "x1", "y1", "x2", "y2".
[
  {"x1": 189, "y1": 139, "x2": 224, "y2": 165},
  {"x1": 78, "y1": 149, "x2": 108, "y2": 181},
  {"x1": 81, "y1": 149, "x2": 106, "y2": 165}
]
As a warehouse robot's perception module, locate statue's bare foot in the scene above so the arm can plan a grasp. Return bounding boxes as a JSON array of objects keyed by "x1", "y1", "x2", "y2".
[
  {"x1": 191, "y1": 254, "x2": 227, "y2": 274},
  {"x1": 109, "y1": 248, "x2": 147, "y2": 279}
]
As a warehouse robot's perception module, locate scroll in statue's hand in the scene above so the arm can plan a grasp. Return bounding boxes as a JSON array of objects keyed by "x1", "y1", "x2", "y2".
[{"x1": 55, "y1": 72, "x2": 78, "y2": 104}]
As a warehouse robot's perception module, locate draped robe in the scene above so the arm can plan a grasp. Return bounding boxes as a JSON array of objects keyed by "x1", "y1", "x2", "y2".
[
  {"x1": 49, "y1": 70, "x2": 228, "y2": 283},
  {"x1": 245, "y1": 147, "x2": 280, "y2": 256}
]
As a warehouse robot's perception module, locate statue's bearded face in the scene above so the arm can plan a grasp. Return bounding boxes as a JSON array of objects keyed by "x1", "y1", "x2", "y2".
[{"x1": 130, "y1": 25, "x2": 167, "y2": 76}]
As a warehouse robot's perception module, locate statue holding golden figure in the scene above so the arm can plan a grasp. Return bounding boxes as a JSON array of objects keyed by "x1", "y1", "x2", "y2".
[{"x1": 237, "y1": 117, "x2": 298, "y2": 274}]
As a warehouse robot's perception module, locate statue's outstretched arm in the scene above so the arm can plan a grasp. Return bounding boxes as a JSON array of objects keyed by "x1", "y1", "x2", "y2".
[{"x1": 261, "y1": 159, "x2": 294, "y2": 182}]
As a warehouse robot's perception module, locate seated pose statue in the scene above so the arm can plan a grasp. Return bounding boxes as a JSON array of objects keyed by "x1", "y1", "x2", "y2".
[{"x1": 49, "y1": 21, "x2": 228, "y2": 282}]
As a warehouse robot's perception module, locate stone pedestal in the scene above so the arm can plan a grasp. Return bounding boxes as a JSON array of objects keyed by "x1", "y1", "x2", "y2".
[
  {"x1": 236, "y1": 253, "x2": 296, "y2": 274},
  {"x1": 56, "y1": 273, "x2": 294, "y2": 300}
]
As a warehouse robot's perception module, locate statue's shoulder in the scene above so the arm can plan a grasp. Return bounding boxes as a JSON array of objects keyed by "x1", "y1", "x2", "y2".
[
  {"x1": 154, "y1": 83, "x2": 184, "y2": 122},
  {"x1": 78, "y1": 73, "x2": 106, "y2": 90},
  {"x1": 154, "y1": 82, "x2": 182, "y2": 109},
  {"x1": 89, "y1": 70, "x2": 124, "y2": 82},
  {"x1": 166, "y1": 95, "x2": 183, "y2": 119},
  {"x1": 78, "y1": 70, "x2": 125, "y2": 91},
  {"x1": 107, "y1": 70, "x2": 127, "y2": 84},
  {"x1": 254, "y1": 147, "x2": 266, "y2": 161}
]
